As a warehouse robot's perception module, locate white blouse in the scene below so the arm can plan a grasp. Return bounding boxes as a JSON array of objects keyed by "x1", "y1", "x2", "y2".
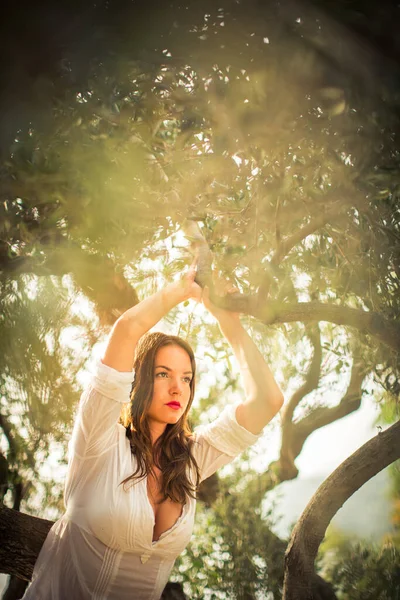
[{"x1": 23, "y1": 360, "x2": 263, "y2": 600}]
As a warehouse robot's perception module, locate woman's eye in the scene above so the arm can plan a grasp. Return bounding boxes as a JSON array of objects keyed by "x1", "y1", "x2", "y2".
[{"x1": 156, "y1": 373, "x2": 191, "y2": 383}]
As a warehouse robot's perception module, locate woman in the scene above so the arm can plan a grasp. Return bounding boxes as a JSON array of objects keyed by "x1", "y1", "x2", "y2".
[{"x1": 23, "y1": 263, "x2": 284, "y2": 600}]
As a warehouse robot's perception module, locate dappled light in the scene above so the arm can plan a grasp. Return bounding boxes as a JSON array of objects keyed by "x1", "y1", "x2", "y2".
[{"x1": 1, "y1": 1, "x2": 399, "y2": 599}]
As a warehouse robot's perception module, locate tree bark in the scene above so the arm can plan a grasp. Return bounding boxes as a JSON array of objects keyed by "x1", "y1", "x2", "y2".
[
  {"x1": 0, "y1": 248, "x2": 139, "y2": 326},
  {"x1": 282, "y1": 419, "x2": 400, "y2": 600},
  {"x1": 2, "y1": 577, "x2": 28, "y2": 600},
  {"x1": 214, "y1": 293, "x2": 400, "y2": 353},
  {"x1": 0, "y1": 505, "x2": 52, "y2": 581},
  {"x1": 279, "y1": 325, "x2": 322, "y2": 480}
]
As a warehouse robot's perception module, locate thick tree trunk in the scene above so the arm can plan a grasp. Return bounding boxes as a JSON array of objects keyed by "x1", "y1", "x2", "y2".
[
  {"x1": 161, "y1": 583, "x2": 187, "y2": 599},
  {"x1": 282, "y1": 419, "x2": 400, "y2": 600},
  {"x1": 2, "y1": 577, "x2": 28, "y2": 600},
  {"x1": 0, "y1": 506, "x2": 52, "y2": 581}
]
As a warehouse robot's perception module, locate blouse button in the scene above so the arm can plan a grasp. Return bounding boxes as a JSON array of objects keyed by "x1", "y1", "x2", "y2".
[{"x1": 140, "y1": 553, "x2": 151, "y2": 564}]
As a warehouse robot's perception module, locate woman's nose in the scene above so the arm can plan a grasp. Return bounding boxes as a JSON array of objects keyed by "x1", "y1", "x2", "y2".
[{"x1": 169, "y1": 378, "x2": 183, "y2": 395}]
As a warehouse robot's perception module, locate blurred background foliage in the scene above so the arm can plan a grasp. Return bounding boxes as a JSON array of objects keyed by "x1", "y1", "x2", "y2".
[{"x1": 1, "y1": 0, "x2": 400, "y2": 598}]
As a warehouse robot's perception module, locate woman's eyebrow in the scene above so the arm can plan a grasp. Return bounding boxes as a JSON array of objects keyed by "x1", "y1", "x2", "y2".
[{"x1": 155, "y1": 365, "x2": 193, "y2": 374}]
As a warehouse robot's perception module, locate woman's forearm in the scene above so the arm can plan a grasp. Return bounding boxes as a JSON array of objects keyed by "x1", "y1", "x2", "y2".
[
  {"x1": 218, "y1": 316, "x2": 284, "y2": 432},
  {"x1": 118, "y1": 282, "x2": 185, "y2": 336},
  {"x1": 102, "y1": 282, "x2": 187, "y2": 372}
]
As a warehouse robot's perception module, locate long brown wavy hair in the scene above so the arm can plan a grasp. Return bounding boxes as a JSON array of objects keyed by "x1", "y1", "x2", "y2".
[{"x1": 120, "y1": 332, "x2": 200, "y2": 505}]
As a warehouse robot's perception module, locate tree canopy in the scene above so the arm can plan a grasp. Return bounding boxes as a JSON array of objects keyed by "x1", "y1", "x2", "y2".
[{"x1": 1, "y1": 0, "x2": 399, "y2": 598}]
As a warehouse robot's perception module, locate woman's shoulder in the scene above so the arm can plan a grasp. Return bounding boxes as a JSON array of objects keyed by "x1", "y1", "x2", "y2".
[{"x1": 90, "y1": 358, "x2": 134, "y2": 404}]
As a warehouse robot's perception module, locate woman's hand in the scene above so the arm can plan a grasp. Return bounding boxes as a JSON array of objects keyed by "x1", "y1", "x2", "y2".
[
  {"x1": 165, "y1": 257, "x2": 203, "y2": 304},
  {"x1": 202, "y1": 284, "x2": 241, "y2": 327},
  {"x1": 181, "y1": 257, "x2": 203, "y2": 301}
]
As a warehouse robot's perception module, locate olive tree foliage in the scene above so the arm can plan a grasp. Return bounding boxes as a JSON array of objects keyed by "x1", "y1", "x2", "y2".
[
  {"x1": 0, "y1": 276, "x2": 97, "y2": 511},
  {"x1": 1, "y1": 0, "x2": 400, "y2": 598},
  {"x1": 321, "y1": 540, "x2": 400, "y2": 600},
  {"x1": 171, "y1": 467, "x2": 288, "y2": 600}
]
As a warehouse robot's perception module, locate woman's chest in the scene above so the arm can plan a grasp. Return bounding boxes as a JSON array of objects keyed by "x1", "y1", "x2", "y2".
[
  {"x1": 87, "y1": 444, "x2": 194, "y2": 552},
  {"x1": 146, "y1": 469, "x2": 184, "y2": 542}
]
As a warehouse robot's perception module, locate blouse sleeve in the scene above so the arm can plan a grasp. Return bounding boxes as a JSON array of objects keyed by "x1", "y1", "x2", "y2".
[
  {"x1": 69, "y1": 359, "x2": 134, "y2": 460},
  {"x1": 192, "y1": 403, "x2": 263, "y2": 483}
]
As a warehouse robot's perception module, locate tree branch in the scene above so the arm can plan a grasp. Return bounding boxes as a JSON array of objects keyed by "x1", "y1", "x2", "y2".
[
  {"x1": 246, "y1": 352, "x2": 366, "y2": 497},
  {"x1": 214, "y1": 294, "x2": 400, "y2": 353},
  {"x1": 182, "y1": 219, "x2": 400, "y2": 352},
  {"x1": 0, "y1": 248, "x2": 139, "y2": 326},
  {"x1": 272, "y1": 203, "x2": 347, "y2": 267},
  {"x1": 291, "y1": 358, "x2": 366, "y2": 457},
  {"x1": 0, "y1": 412, "x2": 35, "y2": 471},
  {"x1": 0, "y1": 505, "x2": 52, "y2": 581},
  {"x1": 279, "y1": 325, "x2": 322, "y2": 480},
  {"x1": 282, "y1": 419, "x2": 400, "y2": 600},
  {"x1": 265, "y1": 303, "x2": 400, "y2": 352},
  {"x1": 258, "y1": 198, "x2": 354, "y2": 300},
  {"x1": 283, "y1": 326, "x2": 322, "y2": 424}
]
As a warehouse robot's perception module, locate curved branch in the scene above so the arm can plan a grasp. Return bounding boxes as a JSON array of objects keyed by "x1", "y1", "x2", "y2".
[
  {"x1": 216, "y1": 294, "x2": 400, "y2": 353},
  {"x1": 279, "y1": 325, "x2": 322, "y2": 480},
  {"x1": 258, "y1": 197, "x2": 356, "y2": 300},
  {"x1": 178, "y1": 223, "x2": 399, "y2": 352},
  {"x1": 294, "y1": 386, "x2": 363, "y2": 439},
  {"x1": 290, "y1": 356, "x2": 366, "y2": 458},
  {"x1": 0, "y1": 247, "x2": 139, "y2": 326},
  {"x1": 266, "y1": 302, "x2": 400, "y2": 353},
  {"x1": 246, "y1": 353, "x2": 366, "y2": 497},
  {"x1": 283, "y1": 326, "x2": 322, "y2": 424},
  {"x1": 0, "y1": 412, "x2": 35, "y2": 470},
  {"x1": 282, "y1": 419, "x2": 400, "y2": 600},
  {"x1": 272, "y1": 202, "x2": 348, "y2": 267}
]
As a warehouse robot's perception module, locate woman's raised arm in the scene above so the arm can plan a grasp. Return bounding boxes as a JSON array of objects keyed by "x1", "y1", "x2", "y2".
[
  {"x1": 202, "y1": 286, "x2": 284, "y2": 435},
  {"x1": 102, "y1": 263, "x2": 202, "y2": 371}
]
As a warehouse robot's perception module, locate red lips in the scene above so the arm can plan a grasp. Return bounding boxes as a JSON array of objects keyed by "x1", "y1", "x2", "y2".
[{"x1": 166, "y1": 402, "x2": 181, "y2": 410}]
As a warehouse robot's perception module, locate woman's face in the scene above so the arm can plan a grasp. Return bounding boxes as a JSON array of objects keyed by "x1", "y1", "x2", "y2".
[{"x1": 147, "y1": 344, "x2": 193, "y2": 436}]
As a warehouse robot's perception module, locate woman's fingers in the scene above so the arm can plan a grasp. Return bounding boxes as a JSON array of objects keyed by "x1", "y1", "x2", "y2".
[
  {"x1": 226, "y1": 284, "x2": 239, "y2": 294},
  {"x1": 186, "y1": 258, "x2": 203, "y2": 301},
  {"x1": 189, "y1": 257, "x2": 198, "y2": 275}
]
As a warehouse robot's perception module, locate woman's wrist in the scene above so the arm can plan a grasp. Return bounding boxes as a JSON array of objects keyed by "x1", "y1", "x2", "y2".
[
  {"x1": 162, "y1": 281, "x2": 187, "y2": 308},
  {"x1": 217, "y1": 313, "x2": 243, "y2": 339}
]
